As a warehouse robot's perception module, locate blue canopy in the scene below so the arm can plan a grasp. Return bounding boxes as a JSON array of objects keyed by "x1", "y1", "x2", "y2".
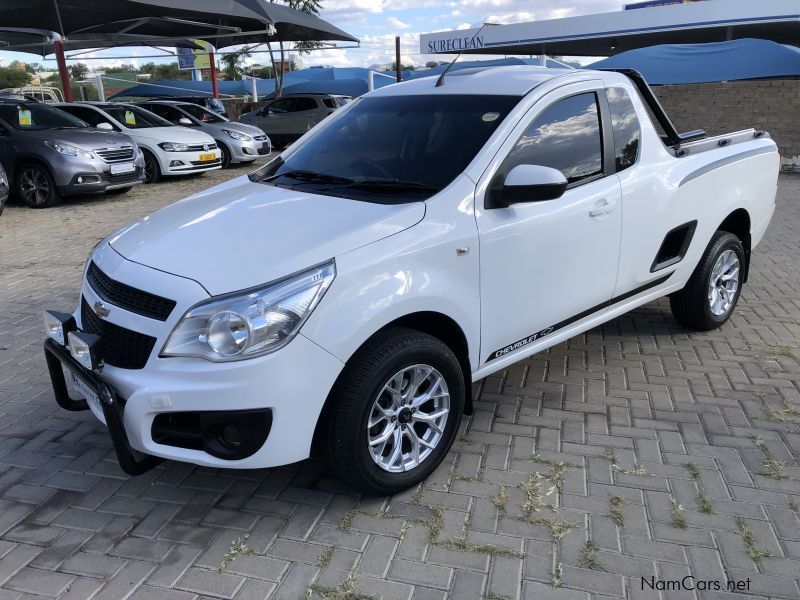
[{"x1": 588, "y1": 39, "x2": 800, "y2": 85}]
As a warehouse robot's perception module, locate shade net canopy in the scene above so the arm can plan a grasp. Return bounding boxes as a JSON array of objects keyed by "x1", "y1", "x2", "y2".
[
  {"x1": 588, "y1": 39, "x2": 800, "y2": 85},
  {"x1": 0, "y1": 29, "x2": 202, "y2": 56},
  {"x1": 0, "y1": 0, "x2": 357, "y2": 46}
]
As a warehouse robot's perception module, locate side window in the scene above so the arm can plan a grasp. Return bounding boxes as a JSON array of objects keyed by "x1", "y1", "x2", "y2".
[
  {"x1": 605, "y1": 87, "x2": 641, "y2": 172},
  {"x1": 267, "y1": 99, "x2": 294, "y2": 113},
  {"x1": 321, "y1": 98, "x2": 336, "y2": 109},
  {"x1": 293, "y1": 97, "x2": 318, "y2": 112},
  {"x1": 60, "y1": 106, "x2": 109, "y2": 129},
  {"x1": 505, "y1": 92, "x2": 603, "y2": 185},
  {"x1": 147, "y1": 105, "x2": 181, "y2": 123}
]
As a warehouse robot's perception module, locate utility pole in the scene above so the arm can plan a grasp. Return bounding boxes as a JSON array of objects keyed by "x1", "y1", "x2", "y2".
[{"x1": 395, "y1": 36, "x2": 401, "y2": 83}]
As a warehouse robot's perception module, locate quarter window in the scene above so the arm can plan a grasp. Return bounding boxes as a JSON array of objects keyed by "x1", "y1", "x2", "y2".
[
  {"x1": 293, "y1": 97, "x2": 318, "y2": 112},
  {"x1": 505, "y1": 92, "x2": 603, "y2": 184},
  {"x1": 606, "y1": 88, "x2": 641, "y2": 171}
]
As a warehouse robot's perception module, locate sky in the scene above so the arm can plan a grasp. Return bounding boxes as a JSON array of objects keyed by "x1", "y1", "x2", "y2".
[{"x1": 0, "y1": 0, "x2": 625, "y2": 73}]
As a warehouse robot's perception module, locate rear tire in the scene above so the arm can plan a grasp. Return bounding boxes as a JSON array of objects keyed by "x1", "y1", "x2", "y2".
[
  {"x1": 322, "y1": 328, "x2": 465, "y2": 495},
  {"x1": 670, "y1": 231, "x2": 745, "y2": 331},
  {"x1": 142, "y1": 149, "x2": 161, "y2": 184},
  {"x1": 16, "y1": 162, "x2": 61, "y2": 208}
]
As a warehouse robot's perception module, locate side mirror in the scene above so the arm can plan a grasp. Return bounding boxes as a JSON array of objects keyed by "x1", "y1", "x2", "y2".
[
  {"x1": 178, "y1": 117, "x2": 193, "y2": 126},
  {"x1": 96, "y1": 122, "x2": 114, "y2": 131},
  {"x1": 488, "y1": 164, "x2": 568, "y2": 208}
]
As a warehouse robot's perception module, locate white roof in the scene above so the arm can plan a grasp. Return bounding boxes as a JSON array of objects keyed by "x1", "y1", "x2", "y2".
[{"x1": 369, "y1": 66, "x2": 591, "y2": 97}]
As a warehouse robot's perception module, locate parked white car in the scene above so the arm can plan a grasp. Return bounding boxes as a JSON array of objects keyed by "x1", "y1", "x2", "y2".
[
  {"x1": 55, "y1": 102, "x2": 221, "y2": 183},
  {"x1": 44, "y1": 66, "x2": 778, "y2": 494}
]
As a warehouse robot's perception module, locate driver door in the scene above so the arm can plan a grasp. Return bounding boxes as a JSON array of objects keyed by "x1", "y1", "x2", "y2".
[{"x1": 476, "y1": 84, "x2": 622, "y2": 366}]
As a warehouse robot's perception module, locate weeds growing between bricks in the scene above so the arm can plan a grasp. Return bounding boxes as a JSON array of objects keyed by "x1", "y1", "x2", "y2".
[
  {"x1": 735, "y1": 517, "x2": 772, "y2": 563},
  {"x1": 685, "y1": 463, "x2": 715, "y2": 514},
  {"x1": 752, "y1": 436, "x2": 788, "y2": 480}
]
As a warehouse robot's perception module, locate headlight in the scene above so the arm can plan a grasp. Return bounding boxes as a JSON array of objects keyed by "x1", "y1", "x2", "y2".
[
  {"x1": 158, "y1": 142, "x2": 193, "y2": 152},
  {"x1": 45, "y1": 141, "x2": 93, "y2": 159},
  {"x1": 222, "y1": 128, "x2": 252, "y2": 141},
  {"x1": 161, "y1": 261, "x2": 335, "y2": 362}
]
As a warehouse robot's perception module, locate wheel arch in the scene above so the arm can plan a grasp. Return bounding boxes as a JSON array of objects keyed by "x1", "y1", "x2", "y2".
[
  {"x1": 717, "y1": 208, "x2": 751, "y2": 282},
  {"x1": 310, "y1": 310, "x2": 474, "y2": 457}
]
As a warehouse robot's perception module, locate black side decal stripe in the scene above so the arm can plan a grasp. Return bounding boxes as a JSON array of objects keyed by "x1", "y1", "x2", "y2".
[{"x1": 486, "y1": 274, "x2": 672, "y2": 363}]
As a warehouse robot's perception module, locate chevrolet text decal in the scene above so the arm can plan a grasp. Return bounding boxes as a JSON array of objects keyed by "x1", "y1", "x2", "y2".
[
  {"x1": 427, "y1": 36, "x2": 485, "y2": 53},
  {"x1": 486, "y1": 274, "x2": 673, "y2": 363},
  {"x1": 488, "y1": 326, "x2": 555, "y2": 362}
]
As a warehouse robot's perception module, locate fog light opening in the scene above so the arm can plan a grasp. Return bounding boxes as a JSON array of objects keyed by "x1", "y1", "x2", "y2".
[{"x1": 219, "y1": 425, "x2": 242, "y2": 449}]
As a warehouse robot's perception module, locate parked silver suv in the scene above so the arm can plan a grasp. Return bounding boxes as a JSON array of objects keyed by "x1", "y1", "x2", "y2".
[
  {"x1": 0, "y1": 100, "x2": 144, "y2": 208},
  {"x1": 238, "y1": 93, "x2": 351, "y2": 148},
  {"x1": 139, "y1": 100, "x2": 271, "y2": 168}
]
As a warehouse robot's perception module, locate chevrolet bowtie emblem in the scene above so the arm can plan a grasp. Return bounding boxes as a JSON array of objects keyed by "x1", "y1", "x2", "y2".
[{"x1": 93, "y1": 301, "x2": 110, "y2": 318}]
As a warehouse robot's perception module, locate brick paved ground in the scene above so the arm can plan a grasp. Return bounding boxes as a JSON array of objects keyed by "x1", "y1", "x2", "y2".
[{"x1": 0, "y1": 167, "x2": 798, "y2": 600}]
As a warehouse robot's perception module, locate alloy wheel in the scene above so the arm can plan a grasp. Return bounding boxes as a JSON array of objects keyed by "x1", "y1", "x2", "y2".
[
  {"x1": 367, "y1": 364, "x2": 450, "y2": 473},
  {"x1": 707, "y1": 249, "x2": 740, "y2": 316},
  {"x1": 20, "y1": 168, "x2": 50, "y2": 206}
]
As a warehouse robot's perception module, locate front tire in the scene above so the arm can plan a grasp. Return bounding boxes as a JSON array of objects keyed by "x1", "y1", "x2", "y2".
[
  {"x1": 670, "y1": 231, "x2": 745, "y2": 331},
  {"x1": 217, "y1": 141, "x2": 232, "y2": 168},
  {"x1": 142, "y1": 150, "x2": 161, "y2": 184},
  {"x1": 323, "y1": 328, "x2": 465, "y2": 495},
  {"x1": 16, "y1": 163, "x2": 61, "y2": 208}
]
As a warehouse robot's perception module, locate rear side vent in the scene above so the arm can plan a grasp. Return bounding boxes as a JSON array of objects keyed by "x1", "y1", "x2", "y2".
[{"x1": 651, "y1": 220, "x2": 697, "y2": 272}]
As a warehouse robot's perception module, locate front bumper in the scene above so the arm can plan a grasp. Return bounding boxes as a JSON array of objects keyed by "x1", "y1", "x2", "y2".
[
  {"x1": 229, "y1": 139, "x2": 272, "y2": 162},
  {"x1": 44, "y1": 249, "x2": 345, "y2": 474},
  {"x1": 161, "y1": 149, "x2": 223, "y2": 175},
  {"x1": 51, "y1": 154, "x2": 146, "y2": 195}
]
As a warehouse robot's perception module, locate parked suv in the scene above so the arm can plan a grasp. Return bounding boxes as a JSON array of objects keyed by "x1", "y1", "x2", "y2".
[
  {"x1": 139, "y1": 100, "x2": 271, "y2": 168},
  {"x1": 55, "y1": 102, "x2": 221, "y2": 183},
  {"x1": 0, "y1": 100, "x2": 144, "y2": 208},
  {"x1": 238, "y1": 93, "x2": 351, "y2": 147}
]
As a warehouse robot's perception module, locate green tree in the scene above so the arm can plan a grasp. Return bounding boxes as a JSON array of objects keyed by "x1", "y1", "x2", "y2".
[
  {"x1": 0, "y1": 67, "x2": 31, "y2": 88},
  {"x1": 68, "y1": 62, "x2": 90, "y2": 81},
  {"x1": 220, "y1": 48, "x2": 252, "y2": 80}
]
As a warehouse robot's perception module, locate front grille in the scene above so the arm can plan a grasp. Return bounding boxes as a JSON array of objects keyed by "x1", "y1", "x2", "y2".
[
  {"x1": 81, "y1": 297, "x2": 156, "y2": 370},
  {"x1": 254, "y1": 135, "x2": 268, "y2": 141},
  {"x1": 186, "y1": 142, "x2": 218, "y2": 152},
  {"x1": 87, "y1": 262, "x2": 175, "y2": 321},
  {"x1": 107, "y1": 171, "x2": 142, "y2": 184},
  {"x1": 96, "y1": 147, "x2": 135, "y2": 163}
]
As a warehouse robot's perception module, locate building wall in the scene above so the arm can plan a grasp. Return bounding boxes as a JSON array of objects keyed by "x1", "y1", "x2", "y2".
[{"x1": 652, "y1": 79, "x2": 800, "y2": 171}]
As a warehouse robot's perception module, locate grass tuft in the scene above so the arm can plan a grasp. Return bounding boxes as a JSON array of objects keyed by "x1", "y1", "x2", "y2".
[
  {"x1": 670, "y1": 498, "x2": 687, "y2": 529},
  {"x1": 552, "y1": 561, "x2": 563, "y2": 588},
  {"x1": 218, "y1": 535, "x2": 264, "y2": 573},
  {"x1": 317, "y1": 546, "x2": 336, "y2": 569},
  {"x1": 436, "y1": 537, "x2": 524, "y2": 559},
  {"x1": 696, "y1": 491, "x2": 715, "y2": 515},
  {"x1": 338, "y1": 504, "x2": 360, "y2": 531},
  {"x1": 735, "y1": 517, "x2": 772, "y2": 563},
  {"x1": 609, "y1": 496, "x2": 624, "y2": 528},
  {"x1": 413, "y1": 505, "x2": 446, "y2": 543},
  {"x1": 580, "y1": 541, "x2": 601, "y2": 570},
  {"x1": 490, "y1": 486, "x2": 509, "y2": 516},
  {"x1": 685, "y1": 463, "x2": 701, "y2": 480},
  {"x1": 519, "y1": 474, "x2": 554, "y2": 522},
  {"x1": 752, "y1": 436, "x2": 788, "y2": 480},
  {"x1": 306, "y1": 570, "x2": 378, "y2": 600}
]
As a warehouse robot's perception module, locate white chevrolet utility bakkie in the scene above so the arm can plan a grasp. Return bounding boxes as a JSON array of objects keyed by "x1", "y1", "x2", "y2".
[{"x1": 45, "y1": 66, "x2": 779, "y2": 494}]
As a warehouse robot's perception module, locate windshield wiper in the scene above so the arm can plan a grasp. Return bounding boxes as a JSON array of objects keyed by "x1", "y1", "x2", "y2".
[
  {"x1": 347, "y1": 178, "x2": 439, "y2": 192},
  {"x1": 266, "y1": 170, "x2": 355, "y2": 185}
]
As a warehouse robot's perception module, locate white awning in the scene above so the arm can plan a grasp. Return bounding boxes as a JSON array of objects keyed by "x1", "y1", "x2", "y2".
[{"x1": 420, "y1": 0, "x2": 800, "y2": 57}]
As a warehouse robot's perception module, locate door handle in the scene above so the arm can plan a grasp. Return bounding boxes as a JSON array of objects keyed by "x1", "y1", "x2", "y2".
[{"x1": 589, "y1": 199, "x2": 617, "y2": 218}]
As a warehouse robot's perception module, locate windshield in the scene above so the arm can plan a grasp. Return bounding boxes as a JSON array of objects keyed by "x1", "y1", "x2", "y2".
[
  {"x1": 102, "y1": 104, "x2": 172, "y2": 129},
  {"x1": 179, "y1": 103, "x2": 226, "y2": 123},
  {"x1": 0, "y1": 102, "x2": 87, "y2": 130},
  {"x1": 254, "y1": 94, "x2": 520, "y2": 203}
]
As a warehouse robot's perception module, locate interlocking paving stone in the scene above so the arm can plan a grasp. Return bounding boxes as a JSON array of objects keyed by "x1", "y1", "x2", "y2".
[{"x1": 0, "y1": 167, "x2": 799, "y2": 598}]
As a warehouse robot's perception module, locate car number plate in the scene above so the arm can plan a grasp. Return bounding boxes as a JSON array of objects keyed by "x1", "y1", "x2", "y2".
[
  {"x1": 67, "y1": 368, "x2": 101, "y2": 413},
  {"x1": 199, "y1": 153, "x2": 216, "y2": 162},
  {"x1": 110, "y1": 162, "x2": 136, "y2": 175}
]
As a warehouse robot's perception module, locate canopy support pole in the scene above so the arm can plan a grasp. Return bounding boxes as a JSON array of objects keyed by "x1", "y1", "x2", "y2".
[
  {"x1": 95, "y1": 74, "x2": 105, "y2": 102},
  {"x1": 395, "y1": 36, "x2": 401, "y2": 83},
  {"x1": 209, "y1": 50, "x2": 220, "y2": 98},
  {"x1": 54, "y1": 39, "x2": 73, "y2": 102}
]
